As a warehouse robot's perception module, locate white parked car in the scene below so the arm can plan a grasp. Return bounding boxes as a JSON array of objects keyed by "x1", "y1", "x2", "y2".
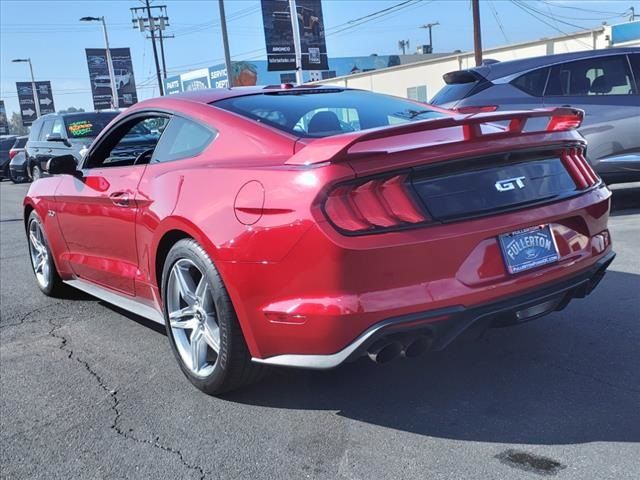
[{"x1": 93, "y1": 69, "x2": 132, "y2": 90}]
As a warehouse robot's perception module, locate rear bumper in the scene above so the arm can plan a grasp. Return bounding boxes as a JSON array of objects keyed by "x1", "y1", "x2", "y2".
[{"x1": 253, "y1": 250, "x2": 615, "y2": 369}]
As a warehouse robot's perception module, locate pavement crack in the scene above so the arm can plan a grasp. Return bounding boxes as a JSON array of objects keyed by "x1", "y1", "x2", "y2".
[
  {"x1": 47, "y1": 317, "x2": 209, "y2": 479},
  {"x1": 0, "y1": 303, "x2": 64, "y2": 329}
]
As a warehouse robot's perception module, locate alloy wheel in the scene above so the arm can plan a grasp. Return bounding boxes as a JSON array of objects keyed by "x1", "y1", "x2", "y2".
[
  {"x1": 28, "y1": 219, "x2": 50, "y2": 289},
  {"x1": 166, "y1": 258, "x2": 221, "y2": 377}
]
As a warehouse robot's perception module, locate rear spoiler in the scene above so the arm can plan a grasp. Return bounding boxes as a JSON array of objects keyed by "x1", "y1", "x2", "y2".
[{"x1": 286, "y1": 107, "x2": 584, "y2": 166}]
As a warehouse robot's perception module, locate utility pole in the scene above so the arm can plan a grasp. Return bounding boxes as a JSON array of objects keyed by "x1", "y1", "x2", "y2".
[
  {"x1": 147, "y1": 30, "x2": 174, "y2": 79},
  {"x1": 471, "y1": 0, "x2": 483, "y2": 66},
  {"x1": 398, "y1": 40, "x2": 409, "y2": 55},
  {"x1": 289, "y1": 0, "x2": 304, "y2": 84},
  {"x1": 419, "y1": 21, "x2": 439, "y2": 53},
  {"x1": 218, "y1": 0, "x2": 233, "y2": 89},
  {"x1": 131, "y1": 2, "x2": 169, "y2": 95}
]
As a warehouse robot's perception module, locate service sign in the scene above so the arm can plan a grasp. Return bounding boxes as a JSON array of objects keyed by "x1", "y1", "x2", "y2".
[
  {"x1": 85, "y1": 48, "x2": 138, "y2": 110},
  {"x1": 0, "y1": 100, "x2": 8, "y2": 134},
  {"x1": 16, "y1": 81, "x2": 55, "y2": 126},
  {"x1": 260, "y1": 0, "x2": 329, "y2": 71}
]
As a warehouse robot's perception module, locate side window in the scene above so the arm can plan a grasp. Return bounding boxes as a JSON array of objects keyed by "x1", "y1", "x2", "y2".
[
  {"x1": 546, "y1": 55, "x2": 634, "y2": 96},
  {"x1": 294, "y1": 108, "x2": 360, "y2": 135},
  {"x1": 85, "y1": 115, "x2": 169, "y2": 169},
  {"x1": 29, "y1": 121, "x2": 43, "y2": 141},
  {"x1": 39, "y1": 119, "x2": 54, "y2": 140},
  {"x1": 511, "y1": 67, "x2": 549, "y2": 96},
  {"x1": 51, "y1": 118, "x2": 64, "y2": 136},
  {"x1": 629, "y1": 54, "x2": 640, "y2": 92},
  {"x1": 151, "y1": 116, "x2": 215, "y2": 163}
]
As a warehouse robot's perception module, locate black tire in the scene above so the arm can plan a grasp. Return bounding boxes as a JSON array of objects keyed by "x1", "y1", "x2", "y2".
[
  {"x1": 161, "y1": 239, "x2": 266, "y2": 395},
  {"x1": 27, "y1": 211, "x2": 66, "y2": 297},
  {"x1": 31, "y1": 165, "x2": 42, "y2": 181}
]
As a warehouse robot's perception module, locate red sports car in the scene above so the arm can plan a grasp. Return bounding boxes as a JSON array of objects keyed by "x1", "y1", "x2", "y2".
[{"x1": 24, "y1": 86, "x2": 614, "y2": 394}]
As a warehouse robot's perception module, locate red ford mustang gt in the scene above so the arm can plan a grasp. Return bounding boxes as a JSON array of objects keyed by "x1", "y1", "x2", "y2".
[{"x1": 24, "y1": 86, "x2": 614, "y2": 394}]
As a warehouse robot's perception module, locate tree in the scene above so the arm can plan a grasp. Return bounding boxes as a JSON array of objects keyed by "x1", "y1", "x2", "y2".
[
  {"x1": 58, "y1": 107, "x2": 85, "y2": 114},
  {"x1": 8, "y1": 112, "x2": 29, "y2": 135}
]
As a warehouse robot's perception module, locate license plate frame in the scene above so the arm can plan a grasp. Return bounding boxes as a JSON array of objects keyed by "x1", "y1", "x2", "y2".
[{"x1": 499, "y1": 225, "x2": 559, "y2": 275}]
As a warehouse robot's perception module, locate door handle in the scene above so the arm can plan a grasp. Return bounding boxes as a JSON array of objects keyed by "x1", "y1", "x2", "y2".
[{"x1": 109, "y1": 191, "x2": 131, "y2": 207}]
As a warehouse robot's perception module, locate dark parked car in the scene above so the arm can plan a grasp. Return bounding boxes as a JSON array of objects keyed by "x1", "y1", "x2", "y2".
[
  {"x1": 8, "y1": 136, "x2": 29, "y2": 183},
  {"x1": 25, "y1": 111, "x2": 120, "y2": 180},
  {"x1": 431, "y1": 48, "x2": 640, "y2": 184},
  {"x1": 0, "y1": 135, "x2": 18, "y2": 181}
]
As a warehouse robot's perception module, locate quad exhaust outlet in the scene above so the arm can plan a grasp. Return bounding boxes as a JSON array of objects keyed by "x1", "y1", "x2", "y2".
[{"x1": 366, "y1": 334, "x2": 432, "y2": 364}]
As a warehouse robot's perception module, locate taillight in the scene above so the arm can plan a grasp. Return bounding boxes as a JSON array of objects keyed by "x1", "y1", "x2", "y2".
[
  {"x1": 455, "y1": 105, "x2": 498, "y2": 114},
  {"x1": 9, "y1": 149, "x2": 17, "y2": 160},
  {"x1": 547, "y1": 112, "x2": 583, "y2": 131},
  {"x1": 324, "y1": 174, "x2": 428, "y2": 234},
  {"x1": 561, "y1": 147, "x2": 599, "y2": 190}
]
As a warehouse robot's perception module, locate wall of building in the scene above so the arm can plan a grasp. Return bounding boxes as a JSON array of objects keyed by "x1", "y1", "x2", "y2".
[{"x1": 313, "y1": 22, "x2": 640, "y2": 101}]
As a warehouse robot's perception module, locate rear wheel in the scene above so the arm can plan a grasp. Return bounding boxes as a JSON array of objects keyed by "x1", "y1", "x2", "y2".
[
  {"x1": 162, "y1": 239, "x2": 265, "y2": 395},
  {"x1": 27, "y1": 211, "x2": 65, "y2": 296}
]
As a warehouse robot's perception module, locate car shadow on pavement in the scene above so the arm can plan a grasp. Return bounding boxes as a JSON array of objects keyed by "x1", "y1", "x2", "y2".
[{"x1": 226, "y1": 269, "x2": 640, "y2": 446}]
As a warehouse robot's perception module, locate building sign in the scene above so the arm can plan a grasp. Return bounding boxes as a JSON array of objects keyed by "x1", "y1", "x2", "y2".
[
  {"x1": 164, "y1": 55, "x2": 426, "y2": 95},
  {"x1": 85, "y1": 48, "x2": 138, "y2": 110},
  {"x1": 260, "y1": 0, "x2": 329, "y2": 71},
  {"x1": 16, "y1": 81, "x2": 55, "y2": 126},
  {"x1": 0, "y1": 101, "x2": 8, "y2": 134}
]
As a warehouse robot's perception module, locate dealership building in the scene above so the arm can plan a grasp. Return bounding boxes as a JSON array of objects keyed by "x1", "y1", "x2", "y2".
[
  {"x1": 312, "y1": 21, "x2": 640, "y2": 101},
  {"x1": 165, "y1": 21, "x2": 640, "y2": 102}
]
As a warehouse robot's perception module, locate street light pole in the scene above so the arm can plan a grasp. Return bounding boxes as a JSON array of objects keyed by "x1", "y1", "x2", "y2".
[
  {"x1": 289, "y1": 0, "x2": 304, "y2": 85},
  {"x1": 80, "y1": 16, "x2": 119, "y2": 108},
  {"x1": 100, "y1": 17, "x2": 119, "y2": 109},
  {"x1": 26, "y1": 59, "x2": 41, "y2": 118},
  {"x1": 12, "y1": 58, "x2": 40, "y2": 118},
  {"x1": 218, "y1": 0, "x2": 233, "y2": 89}
]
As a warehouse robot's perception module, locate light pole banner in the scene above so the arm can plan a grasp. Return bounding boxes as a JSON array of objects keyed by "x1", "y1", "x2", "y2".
[
  {"x1": 260, "y1": 0, "x2": 329, "y2": 72},
  {"x1": 0, "y1": 101, "x2": 8, "y2": 134},
  {"x1": 85, "y1": 47, "x2": 138, "y2": 110},
  {"x1": 16, "y1": 81, "x2": 55, "y2": 126}
]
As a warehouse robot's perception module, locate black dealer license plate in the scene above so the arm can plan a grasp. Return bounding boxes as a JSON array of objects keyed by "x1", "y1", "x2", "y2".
[{"x1": 499, "y1": 225, "x2": 559, "y2": 275}]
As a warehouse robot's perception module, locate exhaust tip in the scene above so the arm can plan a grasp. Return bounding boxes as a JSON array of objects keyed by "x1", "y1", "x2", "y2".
[
  {"x1": 367, "y1": 340, "x2": 403, "y2": 364},
  {"x1": 403, "y1": 335, "x2": 432, "y2": 358}
]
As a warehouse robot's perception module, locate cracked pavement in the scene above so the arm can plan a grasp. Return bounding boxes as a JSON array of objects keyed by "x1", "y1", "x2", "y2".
[{"x1": 1, "y1": 181, "x2": 639, "y2": 479}]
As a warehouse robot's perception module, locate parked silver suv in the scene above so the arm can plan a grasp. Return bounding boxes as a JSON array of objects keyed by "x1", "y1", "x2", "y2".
[{"x1": 431, "y1": 48, "x2": 640, "y2": 184}]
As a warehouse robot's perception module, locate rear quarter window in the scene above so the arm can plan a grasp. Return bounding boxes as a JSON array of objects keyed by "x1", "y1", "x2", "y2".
[
  {"x1": 510, "y1": 68, "x2": 549, "y2": 96},
  {"x1": 151, "y1": 116, "x2": 216, "y2": 163}
]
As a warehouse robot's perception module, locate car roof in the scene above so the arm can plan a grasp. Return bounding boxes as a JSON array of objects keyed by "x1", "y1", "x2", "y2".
[
  {"x1": 138, "y1": 85, "x2": 346, "y2": 107},
  {"x1": 473, "y1": 47, "x2": 640, "y2": 80},
  {"x1": 37, "y1": 110, "x2": 120, "y2": 120}
]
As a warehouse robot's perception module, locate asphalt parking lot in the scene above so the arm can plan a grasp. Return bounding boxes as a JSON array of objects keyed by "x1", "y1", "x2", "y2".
[{"x1": 1, "y1": 180, "x2": 638, "y2": 480}]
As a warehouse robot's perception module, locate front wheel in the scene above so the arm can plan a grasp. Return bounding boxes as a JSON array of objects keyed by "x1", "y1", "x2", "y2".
[
  {"x1": 31, "y1": 165, "x2": 42, "y2": 181},
  {"x1": 27, "y1": 211, "x2": 65, "y2": 296},
  {"x1": 161, "y1": 239, "x2": 265, "y2": 395}
]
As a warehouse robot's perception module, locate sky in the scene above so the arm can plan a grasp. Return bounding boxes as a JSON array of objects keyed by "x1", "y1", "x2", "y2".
[{"x1": 1, "y1": 0, "x2": 638, "y2": 117}]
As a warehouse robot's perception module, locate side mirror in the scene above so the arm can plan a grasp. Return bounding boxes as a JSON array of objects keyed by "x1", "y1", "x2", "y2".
[
  {"x1": 47, "y1": 155, "x2": 81, "y2": 177},
  {"x1": 47, "y1": 133, "x2": 71, "y2": 147}
]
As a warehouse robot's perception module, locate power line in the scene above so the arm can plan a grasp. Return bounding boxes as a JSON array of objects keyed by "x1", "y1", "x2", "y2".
[
  {"x1": 488, "y1": 0, "x2": 510, "y2": 44},
  {"x1": 539, "y1": 1, "x2": 627, "y2": 16},
  {"x1": 511, "y1": 0, "x2": 592, "y2": 48}
]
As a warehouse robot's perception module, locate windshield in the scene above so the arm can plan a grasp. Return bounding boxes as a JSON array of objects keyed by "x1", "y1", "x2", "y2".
[
  {"x1": 64, "y1": 113, "x2": 119, "y2": 139},
  {"x1": 214, "y1": 89, "x2": 447, "y2": 138}
]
